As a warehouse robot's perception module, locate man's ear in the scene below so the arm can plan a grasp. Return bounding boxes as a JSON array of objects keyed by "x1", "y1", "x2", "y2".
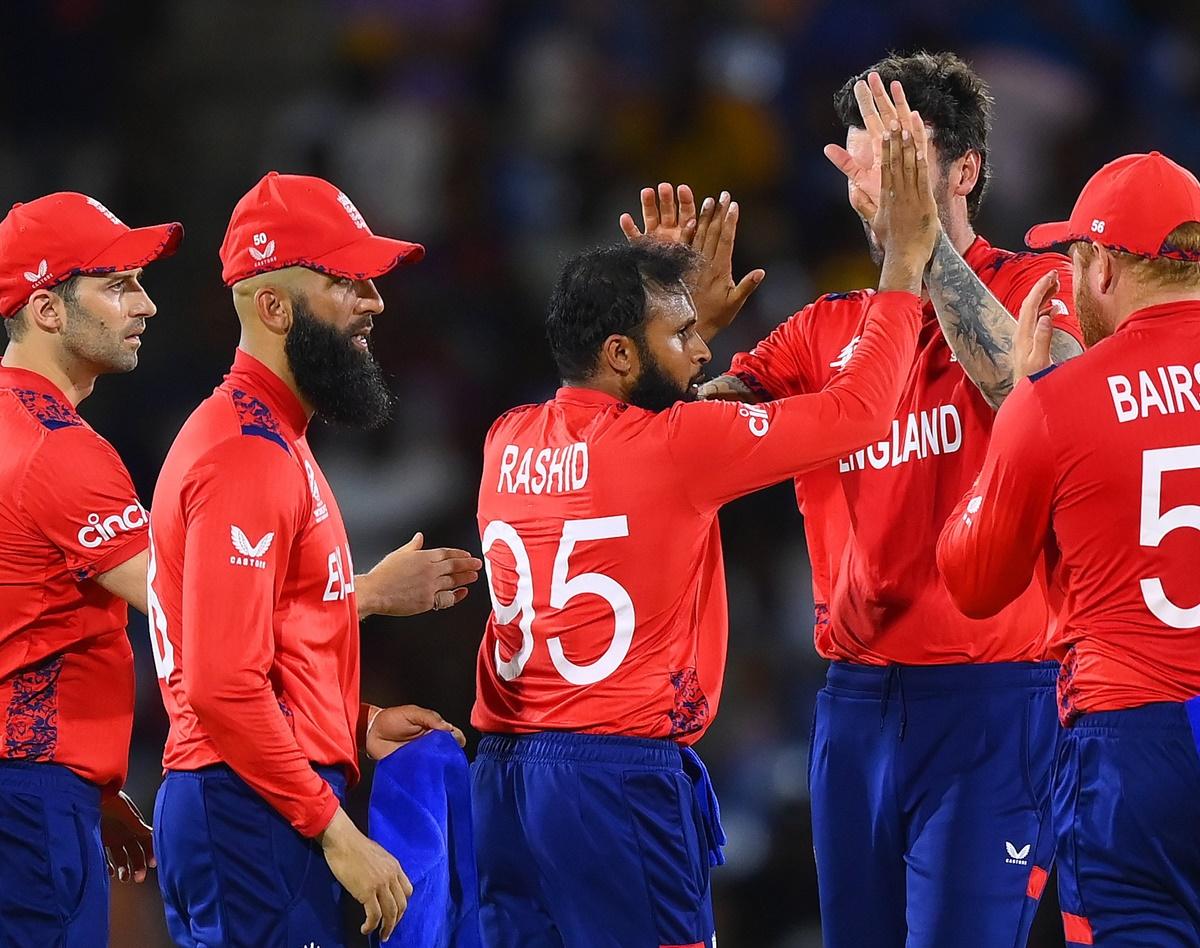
[
  {"x1": 599, "y1": 333, "x2": 639, "y2": 378},
  {"x1": 24, "y1": 289, "x2": 67, "y2": 333},
  {"x1": 1095, "y1": 244, "x2": 1117, "y2": 296},
  {"x1": 951, "y1": 149, "x2": 982, "y2": 200},
  {"x1": 254, "y1": 285, "x2": 293, "y2": 336}
]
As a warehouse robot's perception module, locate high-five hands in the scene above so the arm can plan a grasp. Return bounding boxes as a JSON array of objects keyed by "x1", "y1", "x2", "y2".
[
  {"x1": 620, "y1": 183, "x2": 765, "y2": 340},
  {"x1": 356, "y1": 532, "x2": 482, "y2": 619},
  {"x1": 871, "y1": 91, "x2": 940, "y2": 295}
]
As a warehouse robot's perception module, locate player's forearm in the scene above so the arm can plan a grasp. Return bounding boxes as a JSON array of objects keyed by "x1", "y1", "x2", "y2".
[
  {"x1": 937, "y1": 502, "x2": 1034, "y2": 620},
  {"x1": 809, "y1": 291, "x2": 923, "y2": 456},
  {"x1": 184, "y1": 668, "x2": 338, "y2": 837}
]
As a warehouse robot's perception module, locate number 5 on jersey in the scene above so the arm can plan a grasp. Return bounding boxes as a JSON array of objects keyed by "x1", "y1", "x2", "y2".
[{"x1": 482, "y1": 516, "x2": 634, "y2": 686}]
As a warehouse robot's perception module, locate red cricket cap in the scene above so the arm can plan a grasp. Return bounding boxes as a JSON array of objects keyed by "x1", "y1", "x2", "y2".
[
  {"x1": 219, "y1": 172, "x2": 425, "y2": 286},
  {"x1": 0, "y1": 192, "x2": 183, "y2": 318},
  {"x1": 1026, "y1": 151, "x2": 1200, "y2": 260}
]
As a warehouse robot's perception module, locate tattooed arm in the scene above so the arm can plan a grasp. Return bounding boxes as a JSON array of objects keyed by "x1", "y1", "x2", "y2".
[{"x1": 925, "y1": 231, "x2": 1083, "y2": 409}]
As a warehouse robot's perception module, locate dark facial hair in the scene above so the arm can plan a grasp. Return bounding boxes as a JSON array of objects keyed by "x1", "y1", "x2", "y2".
[
  {"x1": 284, "y1": 294, "x2": 394, "y2": 428},
  {"x1": 625, "y1": 336, "x2": 701, "y2": 412}
]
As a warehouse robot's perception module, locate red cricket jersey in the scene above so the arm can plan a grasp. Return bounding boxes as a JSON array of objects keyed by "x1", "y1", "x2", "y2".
[
  {"x1": 149, "y1": 349, "x2": 361, "y2": 837},
  {"x1": 0, "y1": 366, "x2": 147, "y2": 791},
  {"x1": 729, "y1": 237, "x2": 1082, "y2": 665},
  {"x1": 472, "y1": 291, "x2": 922, "y2": 741},
  {"x1": 939, "y1": 300, "x2": 1200, "y2": 720}
]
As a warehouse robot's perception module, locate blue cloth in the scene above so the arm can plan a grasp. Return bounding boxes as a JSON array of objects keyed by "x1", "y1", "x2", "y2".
[
  {"x1": 154, "y1": 764, "x2": 348, "y2": 948},
  {"x1": 367, "y1": 731, "x2": 481, "y2": 948},
  {"x1": 1054, "y1": 701, "x2": 1200, "y2": 947},
  {"x1": 809, "y1": 660, "x2": 1060, "y2": 948},
  {"x1": 0, "y1": 761, "x2": 107, "y2": 948},
  {"x1": 472, "y1": 730, "x2": 722, "y2": 948}
]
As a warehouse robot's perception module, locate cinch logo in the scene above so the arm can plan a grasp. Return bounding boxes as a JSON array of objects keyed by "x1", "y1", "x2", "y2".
[
  {"x1": 738, "y1": 402, "x2": 769, "y2": 437},
  {"x1": 304, "y1": 460, "x2": 329, "y2": 523},
  {"x1": 248, "y1": 231, "x2": 276, "y2": 265},
  {"x1": 336, "y1": 192, "x2": 368, "y2": 231},
  {"x1": 77, "y1": 503, "x2": 147, "y2": 549},
  {"x1": 1005, "y1": 841, "x2": 1030, "y2": 866},
  {"x1": 229, "y1": 525, "x2": 274, "y2": 569},
  {"x1": 86, "y1": 197, "x2": 123, "y2": 226},
  {"x1": 23, "y1": 259, "x2": 53, "y2": 288},
  {"x1": 829, "y1": 335, "x2": 862, "y2": 371}
]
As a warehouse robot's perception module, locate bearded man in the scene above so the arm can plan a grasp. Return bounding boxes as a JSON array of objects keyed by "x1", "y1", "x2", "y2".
[{"x1": 147, "y1": 172, "x2": 480, "y2": 947}]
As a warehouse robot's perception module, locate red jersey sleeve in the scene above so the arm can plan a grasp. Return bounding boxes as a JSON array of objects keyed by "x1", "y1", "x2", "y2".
[
  {"x1": 727, "y1": 302, "x2": 821, "y2": 399},
  {"x1": 21, "y1": 427, "x2": 148, "y2": 580},
  {"x1": 937, "y1": 377, "x2": 1057, "y2": 618},
  {"x1": 668, "y1": 291, "x2": 922, "y2": 510},
  {"x1": 179, "y1": 436, "x2": 338, "y2": 838}
]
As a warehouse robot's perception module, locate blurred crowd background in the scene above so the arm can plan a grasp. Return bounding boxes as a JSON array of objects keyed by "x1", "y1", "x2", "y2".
[{"x1": 3, "y1": 1, "x2": 1199, "y2": 945}]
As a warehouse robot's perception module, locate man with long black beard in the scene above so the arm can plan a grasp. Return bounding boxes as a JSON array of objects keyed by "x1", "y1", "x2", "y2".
[{"x1": 148, "y1": 172, "x2": 481, "y2": 947}]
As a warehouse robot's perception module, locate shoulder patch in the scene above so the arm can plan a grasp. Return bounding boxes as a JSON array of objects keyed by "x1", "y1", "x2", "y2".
[
  {"x1": 230, "y1": 388, "x2": 290, "y2": 453},
  {"x1": 11, "y1": 388, "x2": 82, "y2": 431}
]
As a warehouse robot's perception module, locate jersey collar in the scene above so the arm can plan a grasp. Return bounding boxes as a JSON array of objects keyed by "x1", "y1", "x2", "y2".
[
  {"x1": 225, "y1": 348, "x2": 310, "y2": 436},
  {"x1": 554, "y1": 385, "x2": 626, "y2": 408},
  {"x1": 1117, "y1": 298, "x2": 1200, "y2": 335},
  {"x1": 0, "y1": 364, "x2": 73, "y2": 402},
  {"x1": 961, "y1": 234, "x2": 993, "y2": 270}
]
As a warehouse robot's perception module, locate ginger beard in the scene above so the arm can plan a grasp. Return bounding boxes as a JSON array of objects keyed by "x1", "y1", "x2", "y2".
[
  {"x1": 1073, "y1": 275, "x2": 1111, "y2": 348},
  {"x1": 284, "y1": 293, "x2": 394, "y2": 428}
]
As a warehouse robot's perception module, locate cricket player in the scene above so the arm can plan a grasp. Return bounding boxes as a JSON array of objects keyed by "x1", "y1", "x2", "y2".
[
  {"x1": 939, "y1": 151, "x2": 1200, "y2": 947},
  {"x1": 682, "y1": 53, "x2": 1085, "y2": 946},
  {"x1": 148, "y1": 172, "x2": 480, "y2": 947},
  {"x1": 471, "y1": 121, "x2": 937, "y2": 947},
  {"x1": 0, "y1": 192, "x2": 182, "y2": 945}
]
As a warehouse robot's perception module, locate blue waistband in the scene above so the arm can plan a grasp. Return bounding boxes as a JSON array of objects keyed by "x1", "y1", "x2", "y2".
[
  {"x1": 478, "y1": 732, "x2": 727, "y2": 867},
  {"x1": 477, "y1": 731, "x2": 684, "y2": 769},
  {"x1": 826, "y1": 659, "x2": 1058, "y2": 696},
  {"x1": 1071, "y1": 701, "x2": 1193, "y2": 733},
  {"x1": 165, "y1": 762, "x2": 348, "y2": 795},
  {"x1": 0, "y1": 760, "x2": 102, "y2": 805}
]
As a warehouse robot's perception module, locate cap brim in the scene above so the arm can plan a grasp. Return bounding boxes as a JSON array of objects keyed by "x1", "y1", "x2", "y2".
[
  {"x1": 79, "y1": 222, "x2": 184, "y2": 273},
  {"x1": 1024, "y1": 220, "x2": 1084, "y2": 250},
  {"x1": 313, "y1": 234, "x2": 426, "y2": 280}
]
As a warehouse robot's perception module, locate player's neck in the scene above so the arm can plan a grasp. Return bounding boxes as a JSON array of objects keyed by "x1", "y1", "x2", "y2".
[
  {"x1": 1, "y1": 342, "x2": 97, "y2": 406},
  {"x1": 235, "y1": 337, "x2": 317, "y2": 421},
  {"x1": 944, "y1": 211, "x2": 976, "y2": 257},
  {"x1": 1118, "y1": 287, "x2": 1200, "y2": 327},
  {"x1": 564, "y1": 378, "x2": 626, "y2": 402}
]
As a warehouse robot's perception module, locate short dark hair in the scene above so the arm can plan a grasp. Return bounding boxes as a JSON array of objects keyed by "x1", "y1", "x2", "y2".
[
  {"x1": 834, "y1": 50, "x2": 994, "y2": 219},
  {"x1": 2, "y1": 275, "x2": 81, "y2": 342},
  {"x1": 546, "y1": 240, "x2": 699, "y2": 383}
]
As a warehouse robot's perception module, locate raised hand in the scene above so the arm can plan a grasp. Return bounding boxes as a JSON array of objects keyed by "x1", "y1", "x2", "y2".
[
  {"x1": 100, "y1": 790, "x2": 155, "y2": 883},
  {"x1": 619, "y1": 183, "x2": 698, "y2": 245},
  {"x1": 365, "y1": 704, "x2": 467, "y2": 761},
  {"x1": 825, "y1": 71, "x2": 923, "y2": 227},
  {"x1": 874, "y1": 106, "x2": 939, "y2": 295},
  {"x1": 688, "y1": 192, "x2": 766, "y2": 340},
  {"x1": 1013, "y1": 270, "x2": 1061, "y2": 381},
  {"x1": 355, "y1": 533, "x2": 482, "y2": 619}
]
